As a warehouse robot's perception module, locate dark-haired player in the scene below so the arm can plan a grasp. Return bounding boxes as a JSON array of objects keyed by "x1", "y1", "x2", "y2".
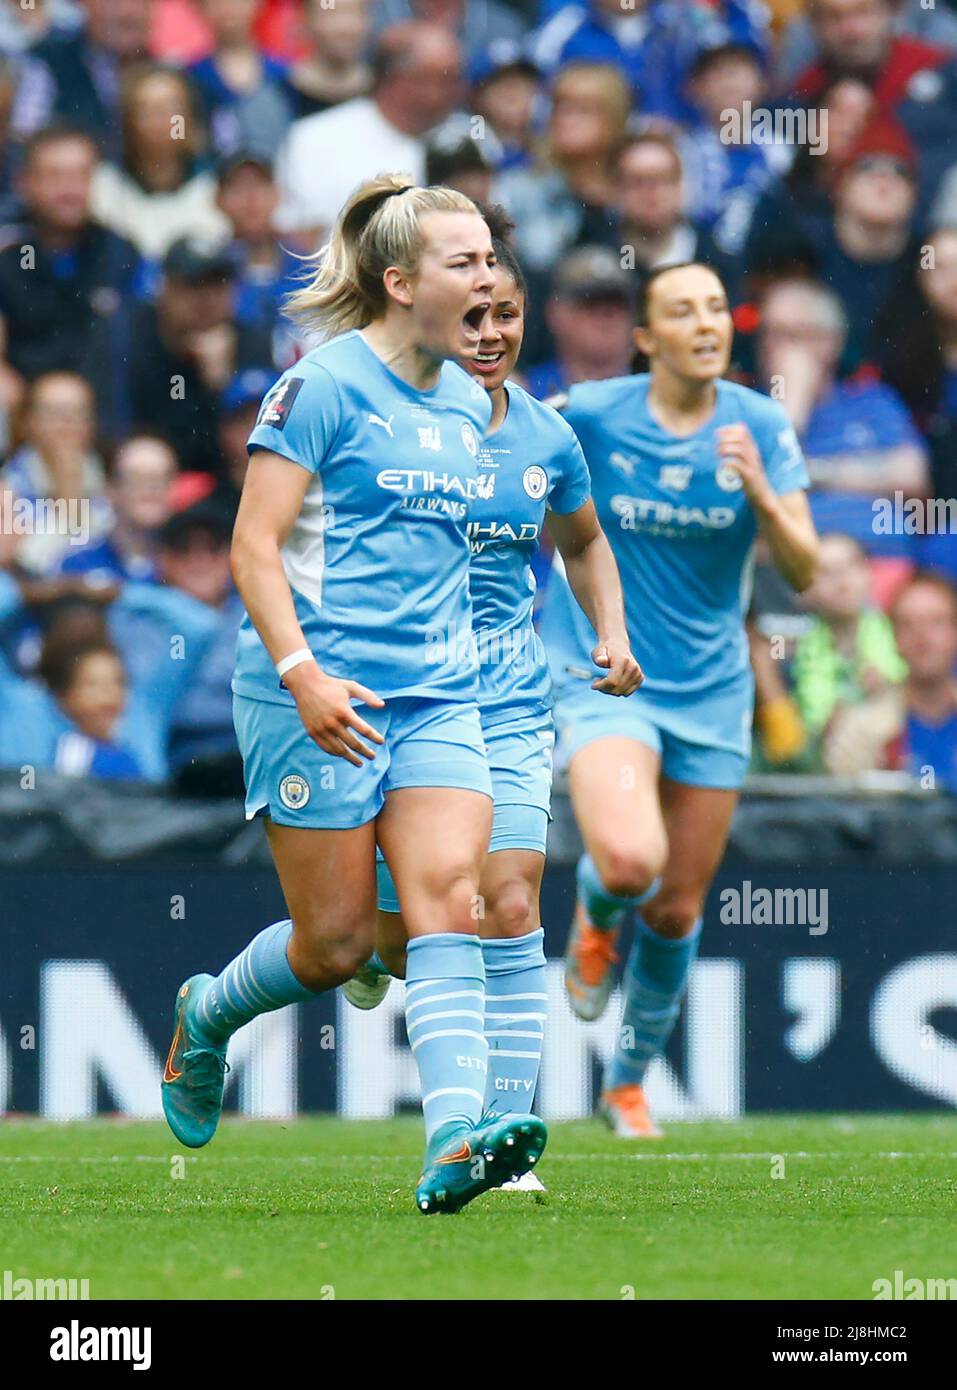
[
  {"x1": 345, "y1": 212, "x2": 641, "y2": 1188},
  {"x1": 541, "y1": 261, "x2": 818, "y2": 1137}
]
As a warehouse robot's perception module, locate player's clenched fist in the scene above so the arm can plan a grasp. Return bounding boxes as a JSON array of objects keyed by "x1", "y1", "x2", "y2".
[
  {"x1": 716, "y1": 423, "x2": 774, "y2": 510},
  {"x1": 591, "y1": 638, "x2": 644, "y2": 696}
]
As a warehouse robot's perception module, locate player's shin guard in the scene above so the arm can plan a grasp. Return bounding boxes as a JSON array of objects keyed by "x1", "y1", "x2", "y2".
[
  {"x1": 482, "y1": 929, "x2": 547, "y2": 1117},
  {"x1": 192, "y1": 919, "x2": 317, "y2": 1044},
  {"x1": 605, "y1": 916, "x2": 702, "y2": 1088},
  {"x1": 405, "y1": 933, "x2": 488, "y2": 1143}
]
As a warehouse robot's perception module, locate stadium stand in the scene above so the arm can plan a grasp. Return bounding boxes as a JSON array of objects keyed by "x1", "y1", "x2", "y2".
[{"x1": 0, "y1": 0, "x2": 955, "y2": 794}]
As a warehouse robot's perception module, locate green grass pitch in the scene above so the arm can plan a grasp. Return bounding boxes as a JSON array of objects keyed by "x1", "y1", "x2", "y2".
[{"x1": 1, "y1": 1114, "x2": 955, "y2": 1300}]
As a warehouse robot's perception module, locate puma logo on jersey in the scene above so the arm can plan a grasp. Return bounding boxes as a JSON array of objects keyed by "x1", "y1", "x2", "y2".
[
  {"x1": 368, "y1": 413, "x2": 395, "y2": 437},
  {"x1": 610, "y1": 450, "x2": 640, "y2": 478}
]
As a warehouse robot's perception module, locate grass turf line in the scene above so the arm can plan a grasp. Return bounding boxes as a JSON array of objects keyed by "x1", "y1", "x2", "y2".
[{"x1": 1, "y1": 1115, "x2": 955, "y2": 1300}]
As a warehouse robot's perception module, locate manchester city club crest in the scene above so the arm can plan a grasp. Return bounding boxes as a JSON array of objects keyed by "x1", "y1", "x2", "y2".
[
  {"x1": 279, "y1": 774, "x2": 311, "y2": 810},
  {"x1": 715, "y1": 463, "x2": 744, "y2": 492},
  {"x1": 460, "y1": 421, "x2": 479, "y2": 457},
  {"x1": 523, "y1": 465, "x2": 547, "y2": 499}
]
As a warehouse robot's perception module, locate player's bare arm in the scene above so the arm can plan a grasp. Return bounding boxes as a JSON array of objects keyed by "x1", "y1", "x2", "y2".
[
  {"x1": 547, "y1": 499, "x2": 643, "y2": 696},
  {"x1": 232, "y1": 447, "x2": 384, "y2": 766},
  {"x1": 716, "y1": 423, "x2": 819, "y2": 592}
]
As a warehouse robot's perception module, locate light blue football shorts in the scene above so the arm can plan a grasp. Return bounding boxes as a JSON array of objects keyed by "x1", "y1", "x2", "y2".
[
  {"x1": 551, "y1": 683, "x2": 750, "y2": 791},
  {"x1": 234, "y1": 692, "x2": 492, "y2": 830},
  {"x1": 375, "y1": 711, "x2": 555, "y2": 914}
]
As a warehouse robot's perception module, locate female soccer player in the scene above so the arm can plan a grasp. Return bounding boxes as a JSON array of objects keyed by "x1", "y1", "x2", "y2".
[
  {"x1": 161, "y1": 175, "x2": 547, "y2": 1215},
  {"x1": 344, "y1": 213, "x2": 642, "y2": 1182},
  {"x1": 540, "y1": 261, "x2": 818, "y2": 1137}
]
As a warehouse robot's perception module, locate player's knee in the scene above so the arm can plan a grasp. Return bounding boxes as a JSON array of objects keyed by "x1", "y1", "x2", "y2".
[
  {"x1": 429, "y1": 866, "x2": 484, "y2": 932},
  {"x1": 289, "y1": 913, "x2": 374, "y2": 989},
  {"x1": 484, "y1": 880, "x2": 537, "y2": 938},
  {"x1": 596, "y1": 842, "x2": 667, "y2": 901},
  {"x1": 309, "y1": 936, "x2": 372, "y2": 988},
  {"x1": 642, "y1": 889, "x2": 701, "y2": 940}
]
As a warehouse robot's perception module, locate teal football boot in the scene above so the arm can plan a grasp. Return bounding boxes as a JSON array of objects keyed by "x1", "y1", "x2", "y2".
[
  {"x1": 415, "y1": 1112, "x2": 548, "y2": 1215},
  {"x1": 161, "y1": 974, "x2": 229, "y2": 1149}
]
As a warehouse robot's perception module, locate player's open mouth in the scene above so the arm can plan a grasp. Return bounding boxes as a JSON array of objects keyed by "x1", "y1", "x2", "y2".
[
  {"x1": 462, "y1": 302, "x2": 491, "y2": 342},
  {"x1": 472, "y1": 348, "x2": 505, "y2": 375},
  {"x1": 692, "y1": 340, "x2": 721, "y2": 359}
]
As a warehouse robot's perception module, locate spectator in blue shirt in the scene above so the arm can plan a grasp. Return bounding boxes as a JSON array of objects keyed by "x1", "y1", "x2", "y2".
[
  {"x1": 215, "y1": 149, "x2": 301, "y2": 367},
  {"x1": 188, "y1": 0, "x2": 294, "y2": 158},
  {"x1": 494, "y1": 60, "x2": 630, "y2": 277},
  {"x1": 10, "y1": 0, "x2": 153, "y2": 158},
  {"x1": 0, "y1": 619, "x2": 143, "y2": 781},
  {"x1": 755, "y1": 276, "x2": 929, "y2": 558},
  {"x1": 104, "y1": 588, "x2": 219, "y2": 781},
  {"x1": 524, "y1": 244, "x2": 636, "y2": 398},
  {"x1": 678, "y1": 42, "x2": 786, "y2": 241},
  {"x1": 37, "y1": 631, "x2": 143, "y2": 778},
  {"x1": 154, "y1": 498, "x2": 243, "y2": 795},
  {"x1": 0, "y1": 0, "x2": 82, "y2": 58},
  {"x1": 59, "y1": 434, "x2": 178, "y2": 586},
  {"x1": 468, "y1": 42, "x2": 543, "y2": 173},
  {"x1": 0, "y1": 370, "x2": 112, "y2": 575},
  {"x1": 370, "y1": 0, "x2": 528, "y2": 69},
  {"x1": 530, "y1": 0, "x2": 769, "y2": 123},
  {"x1": 0, "y1": 126, "x2": 143, "y2": 443},
  {"x1": 0, "y1": 500, "x2": 227, "y2": 781}
]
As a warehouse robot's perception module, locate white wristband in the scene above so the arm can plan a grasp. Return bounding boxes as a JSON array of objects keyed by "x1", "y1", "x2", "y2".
[{"x1": 276, "y1": 648, "x2": 314, "y2": 680}]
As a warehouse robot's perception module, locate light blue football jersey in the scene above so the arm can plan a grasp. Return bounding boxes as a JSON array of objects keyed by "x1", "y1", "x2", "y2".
[
  {"x1": 469, "y1": 381, "x2": 591, "y2": 728},
  {"x1": 233, "y1": 330, "x2": 492, "y2": 706},
  {"x1": 539, "y1": 375, "x2": 809, "y2": 753}
]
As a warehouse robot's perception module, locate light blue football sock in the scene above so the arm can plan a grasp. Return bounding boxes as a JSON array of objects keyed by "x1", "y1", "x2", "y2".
[
  {"x1": 605, "y1": 916, "x2": 702, "y2": 1089},
  {"x1": 576, "y1": 853, "x2": 660, "y2": 929},
  {"x1": 405, "y1": 933, "x2": 488, "y2": 1143},
  {"x1": 193, "y1": 919, "x2": 317, "y2": 1044},
  {"x1": 482, "y1": 929, "x2": 547, "y2": 1117}
]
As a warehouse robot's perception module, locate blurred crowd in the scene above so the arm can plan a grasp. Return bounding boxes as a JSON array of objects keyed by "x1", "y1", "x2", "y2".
[{"x1": 0, "y1": 0, "x2": 956, "y2": 794}]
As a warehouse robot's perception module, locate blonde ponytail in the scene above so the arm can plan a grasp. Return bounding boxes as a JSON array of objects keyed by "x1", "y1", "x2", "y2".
[{"x1": 285, "y1": 173, "x2": 480, "y2": 338}]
